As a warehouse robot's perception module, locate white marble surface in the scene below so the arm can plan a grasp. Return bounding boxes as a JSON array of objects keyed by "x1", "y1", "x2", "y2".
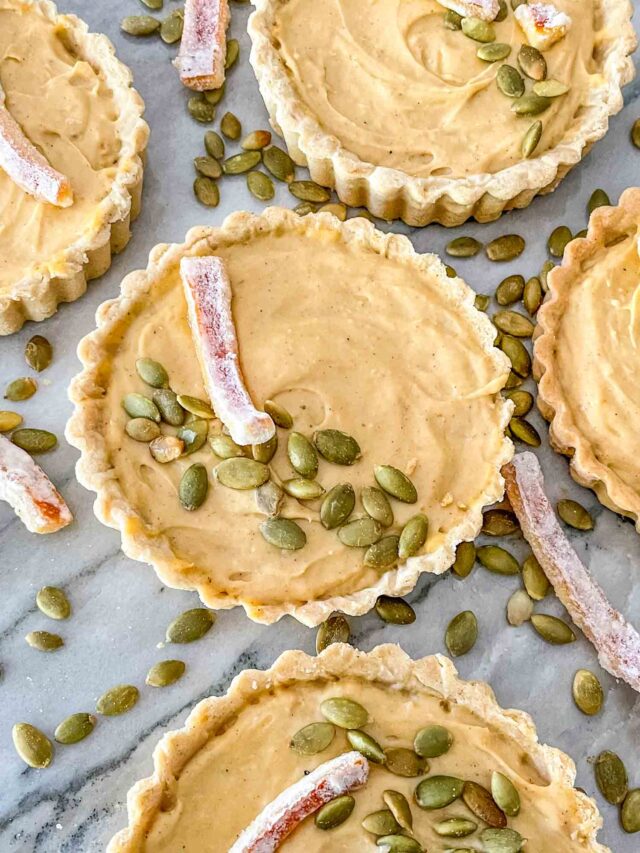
[{"x1": 1, "y1": 1, "x2": 640, "y2": 850}]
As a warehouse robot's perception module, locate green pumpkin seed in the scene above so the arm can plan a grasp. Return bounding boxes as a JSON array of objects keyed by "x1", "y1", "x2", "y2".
[
  {"x1": 475, "y1": 293, "x2": 490, "y2": 311},
  {"x1": 512, "y1": 94, "x2": 551, "y2": 116},
  {"x1": 12, "y1": 723, "x2": 53, "y2": 768},
  {"x1": 314, "y1": 429, "x2": 361, "y2": 465},
  {"x1": 575, "y1": 228, "x2": 588, "y2": 239},
  {"x1": 26, "y1": 630, "x2": 63, "y2": 652},
  {"x1": 321, "y1": 483, "x2": 355, "y2": 529},
  {"x1": 445, "y1": 610, "x2": 478, "y2": 656},
  {"x1": 506, "y1": 589, "x2": 533, "y2": 626},
  {"x1": 445, "y1": 265, "x2": 457, "y2": 278},
  {"x1": 434, "y1": 817, "x2": 478, "y2": 838},
  {"x1": 255, "y1": 480, "x2": 284, "y2": 516},
  {"x1": 321, "y1": 697, "x2": 368, "y2": 729},
  {"x1": 443, "y1": 9, "x2": 462, "y2": 29},
  {"x1": 384, "y1": 748, "x2": 427, "y2": 778},
  {"x1": 36, "y1": 587, "x2": 70, "y2": 620},
  {"x1": 504, "y1": 371, "x2": 523, "y2": 388},
  {"x1": 518, "y1": 44, "x2": 547, "y2": 80},
  {"x1": 547, "y1": 225, "x2": 572, "y2": 258},
  {"x1": 260, "y1": 517, "x2": 307, "y2": 550},
  {"x1": 339, "y1": 516, "x2": 382, "y2": 548},
  {"x1": 282, "y1": 478, "x2": 325, "y2": 500},
  {"x1": 25, "y1": 335, "x2": 53, "y2": 372},
  {"x1": 383, "y1": 790, "x2": 413, "y2": 831},
  {"x1": 0, "y1": 410, "x2": 22, "y2": 432},
  {"x1": 153, "y1": 389, "x2": 185, "y2": 426},
  {"x1": 486, "y1": 235, "x2": 525, "y2": 262},
  {"x1": 445, "y1": 236, "x2": 482, "y2": 258},
  {"x1": 252, "y1": 432, "x2": 278, "y2": 464},
  {"x1": 205, "y1": 130, "x2": 225, "y2": 160},
  {"x1": 532, "y1": 79, "x2": 569, "y2": 98},
  {"x1": 179, "y1": 463, "x2": 208, "y2": 511},
  {"x1": 621, "y1": 790, "x2": 640, "y2": 833},
  {"x1": 631, "y1": 118, "x2": 640, "y2": 149},
  {"x1": 210, "y1": 432, "x2": 246, "y2": 458},
  {"x1": 126, "y1": 418, "x2": 161, "y2": 442},
  {"x1": 347, "y1": 729, "x2": 386, "y2": 764},
  {"x1": 204, "y1": 83, "x2": 225, "y2": 105},
  {"x1": 288, "y1": 431, "x2": 318, "y2": 477},
  {"x1": 289, "y1": 180, "x2": 331, "y2": 203},
  {"x1": 491, "y1": 771, "x2": 520, "y2": 817},
  {"x1": 477, "y1": 545, "x2": 520, "y2": 575},
  {"x1": 290, "y1": 721, "x2": 335, "y2": 755},
  {"x1": 477, "y1": 42, "x2": 511, "y2": 62},
  {"x1": 160, "y1": 9, "x2": 183, "y2": 43},
  {"x1": 398, "y1": 514, "x2": 428, "y2": 558},
  {"x1": 188, "y1": 96, "x2": 215, "y2": 123},
  {"x1": 194, "y1": 176, "x2": 220, "y2": 206},
  {"x1": 509, "y1": 416, "x2": 541, "y2": 447},
  {"x1": 315, "y1": 795, "x2": 354, "y2": 830},
  {"x1": 220, "y1": 111, "x2": 241, "y2": 139},
  {"x1": 415, "y1": 775, "x2": 464, "y2": 809},
  {"x1": 362, "y1": 809, "x2": 400, "y2": 835},
  {"x1": 241, "y1": 130, "x2": 272, "y2": 151},
  {"x1": 194, "y1": 156, "x2": 222, "y2": 179},
  {"x1": 587, "y1": 188, "x2": 610, "y2": 214},
  {"x1": 166, "y1": 608, "x2": 214, "y2": 643},
  {"x1": 96, "y1": 684, "x2": 139, "y2": 716},
  {"x1": 462, "y1": 781, "x2": 506, "y2": 827},
  {"x1": 121, "y1": 15, "x2": 160, "y2": 35},
  {"x1": 135, "y1": 358, "x2": 168, "y2": 389},
  {"x1": 523, "y1": 276, "x2": 543, "y2": 314},
  {"x1": 452, "y1": 541, "x2": 476, "y2": 578},
  {"x1": 496, "y1": 0, "x2": 508, "y2": 20},
  {"x1": 141, "y1": 0, "x2": 163, "y2": 9},
  {"x1": 223, "y1": 150, "x2": 262, "y2": 175},
  {"x1": 225, "y1": 38, "x2": 239, "y2": 69},
  {"x1": 364, "y1": 535, "x2": 399, "y2": 568},
  {"x1": 540, "y1": 259, "x2": 555, "y2": 292},
  {"x1": 522, "y1": 554, "x2": 549, "y2": 600},
  {"x1": 294, "y1": 201, "x2": 318, "y2": 216},
  {"x1": 374, "y1": 465, "x2": 417, "y2": 503},
  {"x1": 375, "y1": 595, "x2": 415, "y2": 624},
  {"x1": 123, "y1": 392, "x2": 161, "y2": 422},
  {"x1": 461, "y1": 16, "x2": 495, "y2": 42},
  {"x1": 54, "y1": 713, "x2": 96, "y2": 745},
  {"x1": 377, "y1": 836, "x2": 422, "y2": 852},
  {"x1": 150, "y1": 435, "x2": 184, "y2": 464},
  {"x1": 264, "y1": 399, "x2": 293, "y2": 429},
  {"x1": 521, "y1": 120, "x2": 543, "y2": 158},
  {"x1": 247, "y1": 170, "x2": 275, "y2": 201},
  {"x1": 572, "y1": 669, "x2": 604, "y2": 715},
  {"x1": 481, "y1": 827, "x2": 524, "y2": 853},
  {"x1": 557, "y1": 499, "x2": 593, "y2": 531},
  {"x1": 12, "y1": 428, "x2": 57, "y2": 454},
  {"x1": 504, "y1": 390, "x2": 533, "y2": 418},
  {"x1": 493, "y1": 310, "x2": 534, "y2": 337},
  {"x1": 499, "y1": 335, "x2": 531, "y2": 377},
  {"x1": 146, "y1": 659, "x2": 186, "y2": 688},
  {"x1": 362, "y1": 486, "x2": 394, "y2": 527},
  {"x1": 263, "y1": 146, "x2": 296, "y2": 182},
  {"x1": 177, "y1": 419, "x2": 208, "y2": 454},
  {"x1": 482, "y1": 508, "x2": 519, "y2": 536},
  {"x1": 496, "y1": 275, "x2": 524, "y2": 306},
  {"x1": 414, "y1": 725, "x2": 453, "y2": 758},
  {"x1": 595, "y1": 751, "x2": 628, "y2": 804},
  {"x1": 530, "y1": 613, "x2": 576, "y2": 645},
  {"x1": 5, "y1": 377, "x2": 37, "y2": 401},
  {"x1": 316, "y1": 613, "x2": 350, "y2": 653},
  {"x1": 216, "y1": 457, "x2": 270, "y2": 489},
  {"x1": 319, "y1": 202, "x2": 347, "y2": 220},
  {"x1": 496, "y1": 65, "x2": 525, "y2": 98}
]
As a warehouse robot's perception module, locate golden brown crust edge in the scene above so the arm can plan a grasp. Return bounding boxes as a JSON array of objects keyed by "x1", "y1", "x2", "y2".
[
  {"x1": 105, "y1": 643, "x2": 609, "y2": 853},
  {"x1": 65, "y1": 206, "x2": 513, "y2": 626},
  {"x1": 534, "y1": 186, "x2": 640, "y2": 530},
  {"x1": 0, "y1": 0, "x2": 149, "y2": 336},
  {"x1": 247, "y1": 0, "x2": 636, "y2": 227}
]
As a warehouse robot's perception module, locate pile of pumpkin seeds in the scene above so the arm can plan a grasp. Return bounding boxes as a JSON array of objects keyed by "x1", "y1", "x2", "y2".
[{"x1": 2, "y1": 335, "x2": 57, "y2": 453}]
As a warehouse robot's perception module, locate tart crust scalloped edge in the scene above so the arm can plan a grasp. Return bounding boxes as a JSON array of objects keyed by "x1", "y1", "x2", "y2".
[
  {"x1": 105, "y1": 643, "x2": 609, "y2": 853},
  {"x1": 247, "y1": 0, "x2": 636, "y2": 228},
  {"x1": 0, "y1": 0, "x2": 149, "y2": 336},
  {"x1": 65, "y1": 205, "x2": 514, "y2": 626},
  {"x1": 534, "y1": 186, "x2": 640, "y2": 531}
]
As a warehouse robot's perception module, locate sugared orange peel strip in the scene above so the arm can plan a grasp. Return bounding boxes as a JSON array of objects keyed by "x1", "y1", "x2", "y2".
[
  {"x1": 514, "y1": 2, "x2": 571, "y2": 51},
  {"x1": 0, "y1": 435, "x2": 72, "y2": 534},
  {"x1": 436, "y1": 0, "x2": 500, "y2": 22},
  {"x1": 504, "y1": 452, "x2": 640, "y2": 693},
  {"x1": 0, "y1": 83, "x2": 73, "y2": 207},
  {"x1": 174, "y1": 0, "x2": 230, "y2": 91},
  {"x1": 180, "y1": 255, "x2": 276, "y2": 447},
  {"x1": 229, "y1": 751, "x2": 369, "y2": 852}
]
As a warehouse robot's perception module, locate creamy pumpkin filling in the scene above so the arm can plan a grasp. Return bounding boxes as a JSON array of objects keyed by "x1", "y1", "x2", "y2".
[
  {"x1": 100, "y1": 222, "x2": 508, "y2": 609},
  {"x1": 270, "y1": 0, "x2": 596, "y2": 178},
  {"x1": 554, "y1": 229, "x2": 640, "y2": 500},
  {"x1": 143, "y1": 676, "x2": 591, "y2": 851},
  {"x1": 0, "y1": 0, "x2": 121, "y2": 292}
]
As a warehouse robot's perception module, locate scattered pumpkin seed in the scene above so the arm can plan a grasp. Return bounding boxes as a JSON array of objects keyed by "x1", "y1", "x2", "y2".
[
  {"x1": 126, "y1": 418, "x2": 161, "y2": 442},
  {"x1": 475, "y1": 293, "x2": 490, "y2": 311},
  {"x1": 12, "y1": 428, "x2": 57, "y2": 454},
  {"x1": 135, "y1": 358, "x2": 168, "y2": 389},
  {"x1": 523, "y1": 275, "x2": 542, "y2": 314},
  {"x1": 146, "y1": 659, "x2": 186, "y2": 688},
  {"x1": 575, "y1": 228, "x2": 588, "y2": 239},
  {"x1": 12, "y1": 723, "x2": 53, "y2": 768},
  {"x1": 204, "y1": 130, "x2": 225, "y2": 160},
  {"x1": 383, "y1": 790, "x2": 413, "y2": 832},
  {"x1": 123, "y1": 392, "x2": 160, "y2": 422},
  {"x1": 375, "y1": 595, "x2": 416, "y2": 624},
  {"x1": 481, "y1": 827, "x2": 524, "y2": 853},
  {"x1": 482, "y1": 508, "x2": 519, "y2": 536},
  {"x1": 477, "y1": 545, "x2": 520, "y2": 575},
  {"x1": 499, "y1": 335, "x2": 531, "y2": 377},
  {"x1": 26, "y1": 630, "x2": 63, "y2": 652},
  {"x1": 140, "y1": 0, "x2": 163, "y2": 8},
  {"x1": 518, "y1": 44, "x2": 547, "y2": 80},
  {"x1": 193, "y1": 176, "x2": 220, "y2": 206},
  {"x1": 204, "y1": 84, "x2": 225, "y2": 105},
  {"x1": 398, "y1": 514, "x2": 428, "y2": 558},
  {"x1": 160, "y1": 9, "x2": 183, "y2": 43},
  {"x1": 361, "y1": 486, "x2": 394, "y2": 527},
  {"x1": 477, "y1": 42, "x2": 511, "y2": 62},
  {"x1": 54, "y1": 713, "x2": 96, "y2": 745},
  {"x1": 547, "y1": 225, "x2": 573, "y2": 258},
  {"x1": 532, "y1": 78, "x2": 569, "y2": 98},
  {"x1": 294, "y1": 201, "x2": 318, "y2": 216},
  {"x1": 587, "y1": 188, "x2": 610, "y2": 214},
  {"x1": 445, "y1": 236, "x2": 482, "y2": 258},
  {"x1": 415, "y1": 775, "x2": 464, "y2": 809},
  {"x1": 557, "y1": 499, "x2": 593, "y2": 531},
  {"x1": 362, "y1": 810, "x2": 401, "y2": 836},
  {"x1": 314, "y1": 429, "x2": 361, "y2": 465},
  {"x1": 374, "y1": 465, "x2": 417, "y2": 503},
  {"x1": 179, "y1": 463, "x2": 209, "y2": 511},
  {"x1": 247, "y1": 170, "x2": 275, "y2": 201},
  {"x1": 364, "y1": 535, "x2": 400, "y2": 568},
  {"x1": 347, "y1": 729, "x2": 386, "y2": 764},
  {"x1": 263, "y1": 145, "x2": 296, "y2": 182},
  {"x1": 491, "y1": 772, "x2": 521, "y2": 817},
  {"x1": 166, "y1": 608, "x2": 214, "y2": 643},
  {"x1": 25, "y1": 336, "x2": 53, "y2": 372},
  {"x1": 461, "y1": 16, "x2": 495, "y2": 42},
  {"x1": 494, "y1": 310, "x2": 534, "y2": 337},
  {"x1": 446, "y1": 265, "x2": 458, "y2": 279},
  {"x1": 288, "y1": 431, "x2": 318, "y2": 478},
  {"x1": 216, "y1": 457, "x2": 270, "y2": 489},
  {"x1": 263, "y1": 399, "x2": 293, "y2": 429},
  {"x1": 153, "y1": 389, "x2": 185, "y2": 426},
  {"x1": 414, "y1": 725, "x2": 453, "y2": 758},
  {"x1": 631, "y1": 118, "x2": 640, "y2": 149},
  {"x1": 321, "y1": 697, "x2": 368, "y2": 729},
  {"x1": 315, "y1": 795, "x2": 355, "y2": 830},
  {"x1": 445, "y1": 610, "x2": 478, "y2": 656},
  {"x1": 522, "y1": 554, "x2": 550, "y2": 600},
  {"x1": 36, "y1": 587, "x2": 70, "y2": 621},
  {"x1": 96, "y1": 684, "x2": 139, "y2": 716},
  {"x1": 507, "y1": 589, "x2": 533, "y2": 626},
  {"x1": 443, "y1": 9, "x2": 462, "y2": 28},
  {"x1": 220, "y1": 112, "x2": 241, "y2": 139},
  {"x1": 452, "y1": 541, "x2": 476, "y2": 578},
  {"x1": 225, "y1": 38, "x2": 239, "y2": 69},
  {"x1": 252, "y1": 432, "x2": 278, "y2": 464},
  {"x1": 530, "y1": 613, "x2": 576, "y2": 644},
  {"x1": 320, "y1": 483, "x2": 355, "y2": 529},
  {"x1": 194, "y1": 155, "x2": 222, "y2": 179},
  {"x1": 504, "y1": 390, "x2": 532, "y2": 418},
  {"x1": 316, "y1": 613, "x2": 350, "y2": 653},
  {"x1": 209, "y1": 433, "x2": 246, "y2": 459},
  {"x1": 540, "y1": 259, "x2": 555, "y2": 291},
  {"x1": 496, "y1": 275, "x2": 524, "y2": 305},
  {"x1": 188, "y1": 96, "x2": 215, "y2": 123},
  {"x1": 376, "y1": 836, "x2": 422, "y2": 852},
  {"x1": 496, "y1": 65, "x2": 525, "y2": 98},
  {"x1": 289, "y1": 180, "x2": 331, "y2": 203},
  {"x1": 282, "y1": 478, "x2": 325, "y2": 500},
  {"x1": 255, "y1": 480, "x2": 284, "y2": 516},
  {"x1": 223, "y1": 150, "x2": 262, "y2": 175},
  {"x1": 177, "y1": 419, "x2": 208, "y2": 454},
  {"x1": 509, "y1": 416, "x2": 541, "y2": 447},
  {"x1": 5, "y1": 377, "x2": 37, "y2": 401},
  {"x1": 290, "y1": 721, "x2": 335, "y2": 755},
  {"x1": 319, "y1": 202, "x2": 347, "y2": 220},
  {"x1": 260, "y1": 517, "x2": 306, "y2": 550},
  {"x1": 486, "y1": 234, "x2": 525, "y2": 262},
  {"x1": 339, "y1": 516, "x2": 382, "y2": 548},
  {"x1": 512, "y1": 94, "x2": 551, "y2": 116},
  {"x1": 434, "y1": 817, "x2": 478, "y2": 837},
  {"x1": 595, "y1": 751, "x2": 628, "y2": 804},
  {"x1": 572, "y1": 669, "x2": 604, "y2": 715},
  {"x1": 522, "y1": 120, "x2": 543, "y2": 158},
  {"x1": 496, "y1": 0, "x2": 508, "y2": 20},
  {"x1": 0, "y1": 410, "x2": 22, "y2": 432},
  {"x1": 504, "y1": 371, "x2": 523, "y2": 388},
  {"x1": 121, "y1": 15, "x2": 160, "y2": 35},
  {"x1": 384, "y1": 747, "x2": 427, "y2": 778},
  {"x1": 149, "y1": 435, "x2": 184, "y2": 463},
  {"x1": 621, "y1": 790, "x2": 640, "y2": 833},
  {"x1": 242, "y1": 130, "x2": 272, "y2": 150}
]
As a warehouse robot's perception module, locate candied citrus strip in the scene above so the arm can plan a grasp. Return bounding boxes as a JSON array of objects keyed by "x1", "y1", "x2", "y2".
[
  {"x1": 436, "y1": 0, "x2": 500, "y2": 22},
  {"x1": 514, "y1": 2, "x2": 571, "y2": 51},
  {"x1": 174, "y1": 0, "x2": 230, "y2": 91}
]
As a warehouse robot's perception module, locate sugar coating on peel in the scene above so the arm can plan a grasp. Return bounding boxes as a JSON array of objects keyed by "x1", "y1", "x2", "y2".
[
  {"x1": 174, "y1": 0, "x2": 230, "y2": 91},
  {"x1": 436, "y1": 0, "x2": 500, "y2": 21},
  {"x1": 514, "y1": 2, "x2": 572, "y2": 50}
]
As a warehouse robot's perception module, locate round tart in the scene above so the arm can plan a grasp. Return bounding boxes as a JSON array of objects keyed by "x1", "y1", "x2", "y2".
[
  {"x1": 107, "y1": 644, "x2": 607, "y2": 852},
  {"x1": 248, "y1": 0, "x2": 635, "y2": 226},
  {"x1": 67, "y1": 208, "x2": 512, "y2": 625},
  {"x1": 0, "y1": 0, "x2": 148, "y2": 335},
  {"x1": 534, "y1": 187, "x2": 640, "y2": 531}
]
